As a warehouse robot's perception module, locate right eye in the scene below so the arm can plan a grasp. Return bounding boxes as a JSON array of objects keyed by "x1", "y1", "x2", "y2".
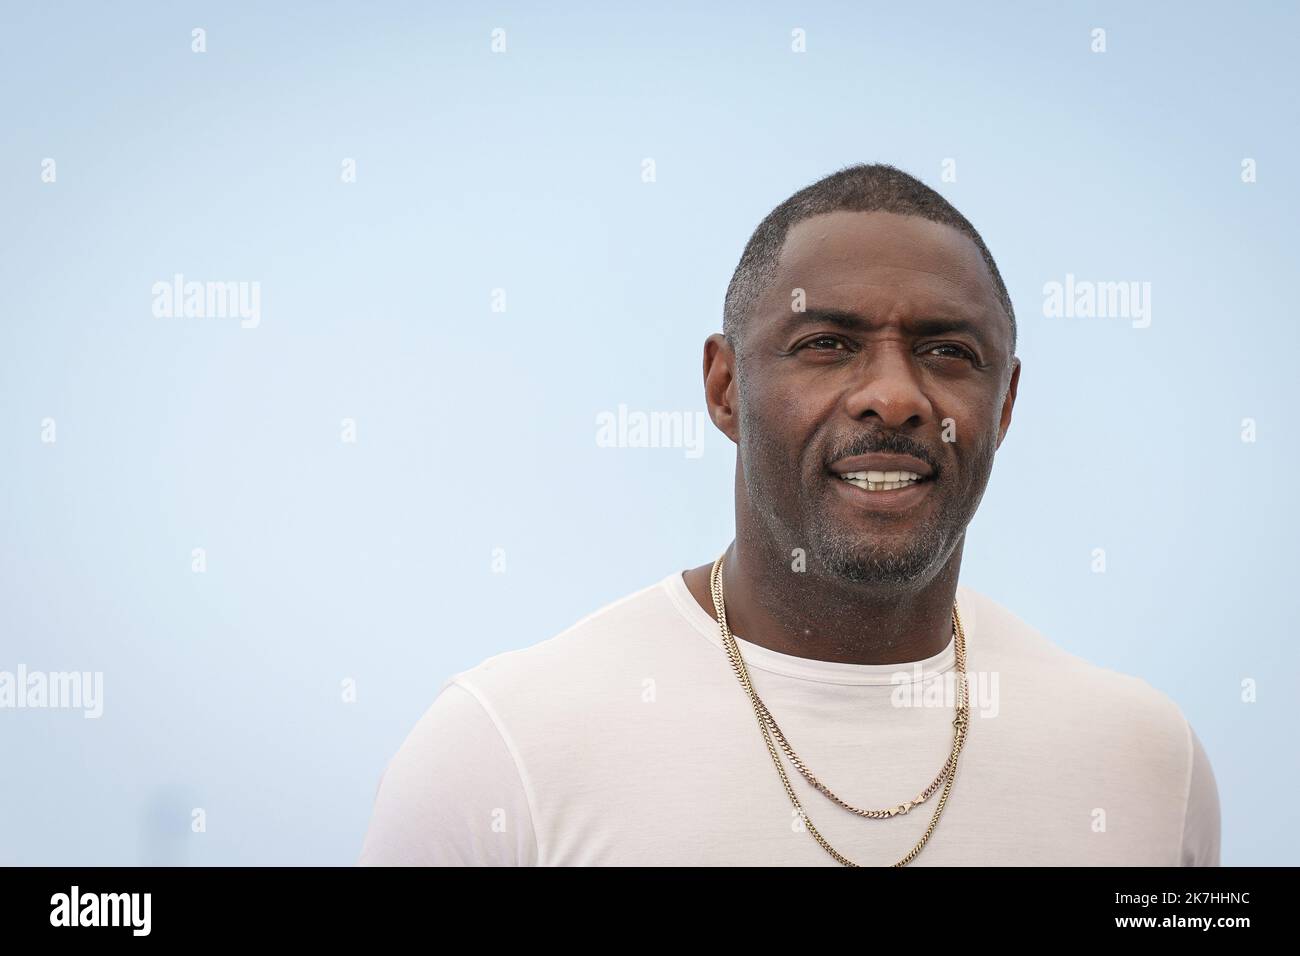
[{"x1": 801, "y1": 335, "x2": 849, "y2": 351}]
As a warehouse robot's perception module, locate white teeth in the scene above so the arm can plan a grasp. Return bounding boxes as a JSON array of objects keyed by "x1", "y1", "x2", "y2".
[
  {"x1": 839, "y1": 470, "x2": 923, "y2": 482},
  {"x1": 838, "y1": 470, "x2": 925, "y2": 492},
  {"x1": 847, "y1": 479, "x2": 915, "y2": 491}
]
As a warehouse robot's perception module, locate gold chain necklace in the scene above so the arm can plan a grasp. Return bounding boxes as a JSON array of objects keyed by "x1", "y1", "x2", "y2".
[{"x1": 708, "y1": 552, "x2": 971, "y2": 867}]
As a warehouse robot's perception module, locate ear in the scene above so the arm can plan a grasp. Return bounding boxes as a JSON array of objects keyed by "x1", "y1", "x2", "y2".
[
  {"x1": 703, "y1": 333, "x2": 740, "y2": 444},
  {"x1": 995, "y1": 357, "x2": 1020, "y2": 450}
]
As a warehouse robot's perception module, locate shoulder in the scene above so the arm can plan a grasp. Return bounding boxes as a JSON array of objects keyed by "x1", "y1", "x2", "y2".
[
  {"x1": 448, "y1": 572, "x2": 691, "y2": 701},
  {"x1": 957, "y1": 583, "x2": 1189, "y2": 721},
  {"x1": 358, "y1": 679, "x2": 539, "y2": 865},
  {"x1": 359, "y1": 573, "x2": 695, "y2": 865},
  {"x1": 958, "y1": 583, "x2": 1219, "y2": 861},
  {"x1": 956, "y1": 583, "x2": 1201, "y2": 774}
]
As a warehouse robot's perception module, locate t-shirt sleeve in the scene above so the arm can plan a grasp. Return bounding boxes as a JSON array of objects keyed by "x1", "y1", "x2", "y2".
[
  {"x1": 357, "y1": 679, "x2": 539, "y2": 866},
  {"x1": 1179, "y1": 721, "x2": 1221, "y2": 866}
]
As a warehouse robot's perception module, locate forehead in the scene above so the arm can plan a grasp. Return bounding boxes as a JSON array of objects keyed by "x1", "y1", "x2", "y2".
[{"x1": 763, "y1": 209, "x2": 1002, "y2": 321}]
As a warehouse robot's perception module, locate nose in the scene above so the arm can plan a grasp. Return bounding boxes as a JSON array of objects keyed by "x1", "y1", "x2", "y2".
[{"x1": 841, "y1": 342, "x2": 932, "y2": 429}]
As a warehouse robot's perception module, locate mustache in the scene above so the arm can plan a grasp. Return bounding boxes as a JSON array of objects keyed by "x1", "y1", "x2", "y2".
[{"x1": 826, "y1": 433, "x2": 939, "y2": 475}]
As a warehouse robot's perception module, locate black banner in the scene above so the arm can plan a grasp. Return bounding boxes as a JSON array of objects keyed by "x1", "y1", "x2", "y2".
[{"x1": 0, "y1": 866, "x2": 1277, "y2": 941}]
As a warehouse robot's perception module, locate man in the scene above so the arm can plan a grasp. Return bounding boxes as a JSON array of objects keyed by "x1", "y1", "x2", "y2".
[{"x1": 358, "y1": 163, "x2": 1220, "y2": 866}]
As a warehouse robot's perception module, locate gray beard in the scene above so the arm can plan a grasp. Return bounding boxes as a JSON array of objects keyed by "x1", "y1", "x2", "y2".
[
  {"x1": 738, "y1": 417, "x2": 995, "y2": 591},
  {"x1": 805, "y1": 506, "x2": 955, "y2": 585}
]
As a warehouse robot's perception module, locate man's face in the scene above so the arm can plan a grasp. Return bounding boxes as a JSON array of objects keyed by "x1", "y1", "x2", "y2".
[{"x1": 726, "y1": 209, "x2": 1019, "y2": 586}]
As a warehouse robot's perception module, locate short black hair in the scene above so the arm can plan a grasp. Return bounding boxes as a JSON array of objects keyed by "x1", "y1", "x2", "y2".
[{"x1": 722, "y1": 163, "x2": 1016, "y2": 356}]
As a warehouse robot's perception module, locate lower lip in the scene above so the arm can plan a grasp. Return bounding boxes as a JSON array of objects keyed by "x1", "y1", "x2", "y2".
[{"x1": 830, "y1": 475, "x2": 934, "y2": 513}]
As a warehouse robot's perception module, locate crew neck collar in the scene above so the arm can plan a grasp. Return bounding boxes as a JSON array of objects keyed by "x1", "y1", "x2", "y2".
[{"x1": 663, "y1": 569, "x2": 964, "y2": 686}]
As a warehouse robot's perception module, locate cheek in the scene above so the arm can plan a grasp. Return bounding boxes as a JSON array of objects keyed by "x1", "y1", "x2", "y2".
[
  {"x1": 766, "y1": 371, "x2": 840, "y2": 423},
  {"x1": 736, "y1": 395, "x2": 819, "y2": 486},
  {"x1": 949, "y1": 418, "x2": 1001, "y2": 487},
  {"x1": 744, "y1": 390, "x2": 825, "y2": 460},
  {"x1": 938, "y1": 391, "x2": 1000, "y2": 443}
]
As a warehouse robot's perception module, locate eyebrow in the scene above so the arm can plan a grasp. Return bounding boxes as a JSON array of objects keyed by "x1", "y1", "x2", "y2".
[{"x1": 778, "y1": 308, "x2": 996, "y2": 344}]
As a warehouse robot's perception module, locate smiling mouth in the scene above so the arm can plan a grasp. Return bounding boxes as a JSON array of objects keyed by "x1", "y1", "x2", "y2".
[{"x1": 836, "y1": 470, "x2": 930, "y2": 492}]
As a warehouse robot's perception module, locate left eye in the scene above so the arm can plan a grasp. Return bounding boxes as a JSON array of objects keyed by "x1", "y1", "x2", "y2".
[
  {"x1": 928, "y1": 344, "x2": 974, "y2": 359},
  {"x1": 804, "y1": 336, "x2": 847, "y2": 350}
]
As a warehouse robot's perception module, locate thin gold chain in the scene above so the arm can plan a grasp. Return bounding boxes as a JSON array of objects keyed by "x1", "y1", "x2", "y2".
[{"x1": 709, "y1": 552, "x2": 970, "y2": 867}]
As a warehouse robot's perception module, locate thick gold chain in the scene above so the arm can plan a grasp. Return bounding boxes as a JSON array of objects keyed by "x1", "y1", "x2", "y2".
[{"x1": 708, "y1": 552, "x2": 970, "y2": 867}]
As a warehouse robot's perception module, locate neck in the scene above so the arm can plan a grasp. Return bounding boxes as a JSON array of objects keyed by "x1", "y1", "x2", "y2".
[{"x1": 711, "y1": 529, "x2": 963, "y2": 666}]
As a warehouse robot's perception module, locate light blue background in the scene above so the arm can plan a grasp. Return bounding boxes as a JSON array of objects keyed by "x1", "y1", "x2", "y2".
[{"x1": 1, "y1": 1, "x2": 1294, "y2": 865}]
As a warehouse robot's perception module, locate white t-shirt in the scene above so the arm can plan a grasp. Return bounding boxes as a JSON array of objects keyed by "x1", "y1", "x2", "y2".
[{"x1": 358, "y1": 571, "x2": 1221, "y2": 866}]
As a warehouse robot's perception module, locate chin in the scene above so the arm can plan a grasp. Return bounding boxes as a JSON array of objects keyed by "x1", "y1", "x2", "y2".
[
  {"x1": 827, "y1": 555, "x2": 934, "y2": 586},
  {"x1": 810, "y1": 528, "x2": 947, "y2": 587}
]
